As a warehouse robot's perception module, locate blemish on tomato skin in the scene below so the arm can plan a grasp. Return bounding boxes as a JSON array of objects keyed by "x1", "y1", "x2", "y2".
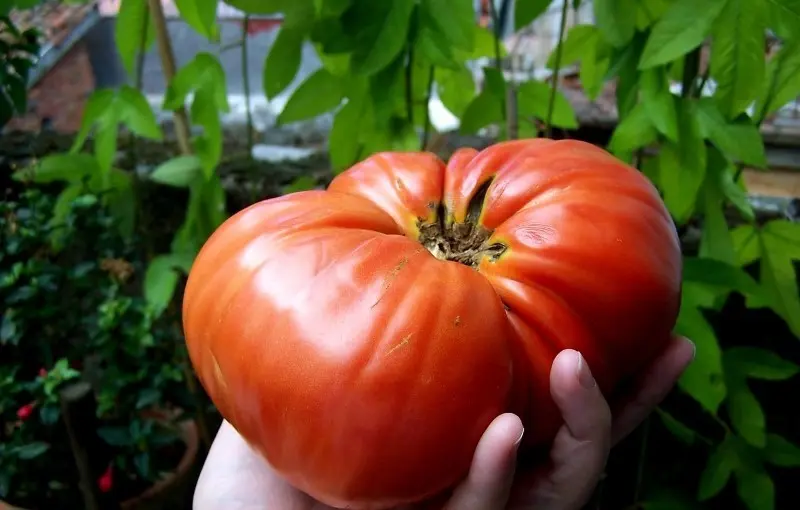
[
  {"x1": 454, "y1": 316, "x2": 461, "y2": 327},
  {"x1": 385, "y1": 333, "x2": 413, "y2": 357}
]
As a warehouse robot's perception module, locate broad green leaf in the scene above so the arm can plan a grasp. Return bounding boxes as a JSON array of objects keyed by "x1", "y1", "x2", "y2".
[
  {"x1": 731, "y1": 225, "x2": 761, "y2": 266},
  {"x1": 676, "y1": 289, "x2": 726, "y2": 414},
  {"x1": 659, "y1": 99, "x2": 707, "y2": 221},
  {"x1": 415, "y1": 20, "x2": 460, "y2": 69},
  {"x1": 719, "y1": 163, "x2": 755, "y2": 222},
  {"x1": 118, "y1": 86, "x2": 162, "y2": 140},
  {"x1": 655, "y1": 408, "x2": 697, "y2": 444},
  {"x1": 150, "y1": 156, "x2": 203, "y2": 187},
  {"x1": 224, "y1": 0, "x2": 293, "y2": 14},
  {"x1": 698, "y1": 437, "x2": 737, "y2": 500},
  {"x1": 460, "y1": 26, "x2": 507, "y2": 60},
  {"x1": 639, "y1": 0, "x2": 728, "y2": 69},
  {"x1": 699, "y1": 150, "x2": 736, "y2": 264},
  {"x1": 145, "y1": 254, "x2": 184, "y2": 315},
  {"x1": 682, "y1": 258, "x2": 762, "y2": 298},
  {"x1": 12, "y1": 153, "x2": 98, "y2": 183},
  {"x1": 734, "y1": 464, "x2": 775, "y2": 510},
  {"x1": 314, "y1": 0, "x2": 353, "y2": 17},
  {"x1": 351, "y1": 0, "x2": 415, "y2": 76},
  {"x1": 723, "y1": 347, "x2": 800, "y2": 381},
  {"x1": 163, "y1": 53, "x2": 230, "y2": 113},
  {"x1": 593, "y1": 0, "x2": 636, "y2": 47},
  {"x1": 635, "y1": 0, "x2": 672, "y2": 30},
  {"x1": 640, "y1": 66, "x2": 678, "y2": 141},
  {"x1": 755, "y1": 38, "x2": 800, "y2": 123},
  {"x1": 763, "y1": 434, "x2": 800, "y2": 467},
  {"x1": 759, "y1": 220, "x2": 800, "y2": 337},
  {"x1": 115, "y1": 0, "x2": 155, "y2": 75},
  {"x1": 15, "y1": 442, "x2": 50, "y2": 460},
  {"x1": 424, "y1": 0, "x2": 475, "y2": 50},
  {"x1": 726, "y1": 379, "x2": 766, "y2": 447},
  {"x1": 608, "y1": 102, "x2": 658, "y2": 160},
  {"x1": 264, "y1": 26, "x2": 306, "y2": 100},
  {"x1": 174, "y1": 0, "x2": 219, "y2": 40},
  {"x1": 580, "y1": 35, "x2": 611, "y2": 101},
  {"x1": 710, "y1": 0, "x2": 767, "y2": 119},
  {"x1": 765, "y1": 0, "x2": 800, "y2": 34},
  {"x1": 546, "y1": 25, "x2": 599, "y2": 69},
  {"x1": 613, "y1": 33, "x2": 646, "y2": 119},
  {"x1": 329, "y1": 98, "x2": 366, "y2": 171},
  {"x1": 284, "y1": 175, "x2": 318, "y2": 193},
  {"x1": 459, "y1": 91, "x2": 504, "y2": 134},
  {"x1": 516, "y1": 80, "x2": 578, "y2": 129},
  {"x1": 277, "y1": 69, "x2": 344, "y2": 124},
  {"x1": 437, "y1": 66, "x2": 476, "y2": 119},
  {"x1": 695, "y1": 97, "x2": 767, "y2": 166},
  {"x1": 515, "y1": 0, "x2": 552, "y2": 31},
  {"x1": 71, "y1": 89, "x2": 116, "y2": 153},
  {"x1": 49, "y1": 185, "x2": 84, "y2": 248}
]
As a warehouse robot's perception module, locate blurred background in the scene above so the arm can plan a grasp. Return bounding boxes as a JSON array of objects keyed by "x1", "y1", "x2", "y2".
[{"x1": 1, "y1": 1, "x2": 799, "y2": 509}]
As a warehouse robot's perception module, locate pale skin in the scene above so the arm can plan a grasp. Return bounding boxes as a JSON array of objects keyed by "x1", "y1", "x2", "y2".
[{"x1": 194, "y1": 335, "x2": 695, "y2": 510}]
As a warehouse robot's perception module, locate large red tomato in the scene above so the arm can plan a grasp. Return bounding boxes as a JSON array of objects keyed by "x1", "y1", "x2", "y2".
[{"x1": 182, "y1": 139, "x2": 682, "y2": 509}]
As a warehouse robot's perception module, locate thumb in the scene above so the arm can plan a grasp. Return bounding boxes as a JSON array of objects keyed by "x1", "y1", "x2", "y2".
[{"x1": 442, "y1": 413, "x2": 524, "y2": 510}]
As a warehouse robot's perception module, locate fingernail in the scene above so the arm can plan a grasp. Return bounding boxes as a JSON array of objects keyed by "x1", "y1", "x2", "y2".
[
  {"x1": 576, "y1": 352, "x2": 596, "y2": 389},
  {"x1": 514, "y1": 427, "x2": 525, "y2": 447}
]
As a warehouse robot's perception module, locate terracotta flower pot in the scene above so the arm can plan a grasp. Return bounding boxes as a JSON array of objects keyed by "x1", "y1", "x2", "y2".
[{"x1": 1, "y1": 417, "x2": 200, "y2": 510}]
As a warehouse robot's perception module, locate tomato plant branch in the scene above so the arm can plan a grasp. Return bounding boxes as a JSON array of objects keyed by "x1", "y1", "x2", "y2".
[
  {"x1": 147, "y1": 0, "x2": 192, "y2": 156},
  {"x1": 241, "y1": 15, "x2": 254, "y2": 162},
  {"x1": 545, "y1": 0, "x2": 569, "y2": 138}
]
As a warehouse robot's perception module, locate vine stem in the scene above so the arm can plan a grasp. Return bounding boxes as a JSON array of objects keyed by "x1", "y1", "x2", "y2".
[
  {"x1": 147, "y1": 0, "x2": 192, "y2": 155},
  {"x1": 487, "y1": 0, "x2": 507, "y2": 124},
  {"x1": 546, "y1": 0, "x2": 569, "y2": 138}
]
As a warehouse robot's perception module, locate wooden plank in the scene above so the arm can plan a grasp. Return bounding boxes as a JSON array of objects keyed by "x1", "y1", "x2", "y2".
[{"x1": 743, "y1": 169, "x2": 800, "y2": 198}]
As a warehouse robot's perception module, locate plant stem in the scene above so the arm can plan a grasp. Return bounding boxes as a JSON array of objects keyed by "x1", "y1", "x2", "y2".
[
  {"x1": 681, "y1": 46, "x2": 701, "y2": 99},
  {"x1": 147, "y1": 0, "x2": 192, "y2": 156},
  {"x1": 405, "y1": 44, "x2": 414, "y2": 126},
  {"x1": 545, "y1": 0, "x2": 569, "y2": 138},
  {"x1": 488, "y1": 0, "x2": 503, "y2": 70},
  {"x1": 242, "y1": 15, "x2": 254, "y2": 159},
  {"x1": 506, "y1": 83, "x2": 518, "y2": 139},
  {"x1": 422, "y1": 65, "x2": 435, "y2": 150}
]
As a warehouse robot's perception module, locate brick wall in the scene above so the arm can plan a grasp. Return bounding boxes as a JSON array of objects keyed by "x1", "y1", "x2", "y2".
[{"x1": 5, "y1": 41, "x2": 95, "y2": 134}]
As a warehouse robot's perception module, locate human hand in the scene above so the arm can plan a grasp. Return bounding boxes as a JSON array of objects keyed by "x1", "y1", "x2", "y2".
[{"x1": 193, "y1": 335, "x2": 695, "y2": 510}]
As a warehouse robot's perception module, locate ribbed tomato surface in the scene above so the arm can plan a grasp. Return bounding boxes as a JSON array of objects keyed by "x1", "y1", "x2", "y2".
[{"x1": 182, "y1": 139, "x2": 682, "y2": 509}]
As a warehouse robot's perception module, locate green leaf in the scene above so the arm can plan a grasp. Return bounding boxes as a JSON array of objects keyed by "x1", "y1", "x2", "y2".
[
  {"x1": 425, "y1": 0, "x2": 475, "y2": 50},
  {"x1": 15, "y1": 442, "x2": 50, "y2": 460},
  {"x1": 698, "y1": 437, "x2": 737, "y2": 500},
  {"x1": 284, "y1": 175, "x2": 318, "y2": 193},
  {"x1": 71, "y1": 89, "x2": 116, "y2": 152},
  {"x1": 150, "y1": 156, "x2": 203, "y2": 187},
  {"x1": 264, "y1": 26, "x2": 306, "y2": 100},
  {"x1": 515, "y1": 0, "x2": 552, "y2": 31},
  {"x1": 12, "y1": 153, "x2": 98, "y2": 183},
  {"x1": 763, "y1": 434, "x2": 800, "y2": 467},
  {"x1": 115, "y1": 0, "x2": 155, "y2": 75},
  {"x1": 144, "y1": 254, "x2": 185, "y2": 315},
  {"x1": 593, "y1": 0, "x2": 637, "y2": 47},
  {"x1": 640, "y1": 66, "x2": 678, "y2": 141},
  {"x1": 659, "y1": 100, "x2": 707, "y2": 221},
  {"x1": 547, "y1": 25, "x2": 599, "y2": 69},
  {"x1": 699, "y1": 148, "x2": 737, "y2": 263},
  {"x1": 710, "y1": 0, "x2": 767, "y2": 119},
  {"x1": 655, "y1": 408, "x2": 697, "y2": 445},
  {"x1": 676, "y1": 288, "x2": 726, "y2": 414},
  {"x1": 726, "y1": 379, "x2": 766, "y2": 447},
  {"x1": 758, "y1": 220, "x2": 800, "y2": 337},
  {"x1": 351, "y1": 0, "x2": 415, "y2": 76},
  {"x1": 695, "y1": 98, "x2": 767, "y2": 168},
  {"x1": 580, "y1": 34, "x2": 611, "y2": 101},
  {"x1": 136, "y1": 388, "x2": 162, "y2": 409},
  {"x1": 437, "y1": 66, "x2": 476, "y2": 119},
  {"x1": 98, "y1": 426, "x2": 134, "y2": 447},
  {"x1": 682, "y1": 257, "x2": 762, "y2": 298},
  {"x1": 118, "y1": 86, "x2": 162, "y2": 140},
  {"x1": 330, "y1": 99, "x2": 366, "y2": 172},
  {"x1": 460, "y1": 26, "x2": 507, "y2": 60},
  {"x1": 765, "y1": 0, "x2": 800, "y2": 34},
  {"x1": 516, "y1": 79, "x2": 578, "y2": 129},
  {"x1": 732, "y1": 225, "x2": 761, "y2": 267},
  {"x1": 639, "y1": 0, "x2": 729, "y2": 69},
  {"x1": 459, "y1": 91, "x2": 504, "y2": 134},
  {"x1": 755, "y1": 38, "x2": 800, "y2": 123},
  {"x1": 278, "y1": 69, "x2": 344, "y2": 124},
  {"x1": 734, "y1": 464, "x2": 774, "y2": 510},
  {"x1": 723, "y1": 347, "x2": 799, "y2": 381},
  {"x1": 174, "y1": 0, "x2": 219, "y2": 40},
  {"x1": 608, "y1": 102, "x2": 658, "y2": 162}
]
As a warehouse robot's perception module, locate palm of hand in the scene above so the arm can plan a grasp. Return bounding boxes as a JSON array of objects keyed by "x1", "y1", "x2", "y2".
[{"x1": 195, "y1": 337, "x2": 694, "y2": 510}]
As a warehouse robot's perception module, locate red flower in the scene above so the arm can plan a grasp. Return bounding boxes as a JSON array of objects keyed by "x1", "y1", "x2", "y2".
[
  {"x1": 98, "y1": 464, "x2": 113, "y2": 493},
  {"x1": 16, "y1": 402, "x2": 35, "y2": 420},
  {"x1": 38, "y1": 368, "x2": 47, "y2": 378}
]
